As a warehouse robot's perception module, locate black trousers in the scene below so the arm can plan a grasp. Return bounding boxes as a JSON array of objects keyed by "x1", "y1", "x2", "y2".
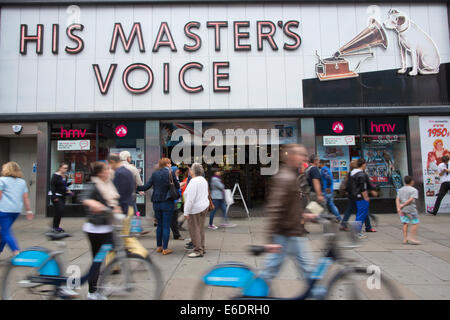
[
  {"x1": 170, "y1": 208, "x2": 181, "y2": 239},
  {"x1": 52, "y1": 196, "x2": 65, "y2": 229},
  {"x1": 432, "y1": 181, "x2": 450, "y2": 214},
  {"x1": 86, "y1": 232, "x2": 114, "y2": 293}
]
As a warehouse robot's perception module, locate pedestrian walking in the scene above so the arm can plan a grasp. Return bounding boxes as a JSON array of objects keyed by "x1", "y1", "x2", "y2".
[
  {"x1": 396, "y1": 176, "x2": 421, "y2": 244},
  {"x1": 259, "y1": 144, "x2": 317, "y2": 282},
  {"x1": 339, "y1": 159, "x2": 375, "y2": 232},
  {"x1": 119, "y1": 151, "x2": 149, "y2": 235},
  {"x1": 79, "y1": 161, "x2": 122, "y2": 300},
  {"x1": 318, "y1": 159, "x2": 342, "y2": 223},
  {"x1": 170, "y1": 166, "x2": 184, "y2": 240},
  {"x1": 183, "y1": 163, "x2": 210, "y2": 258},
  {"x1": 0, "y1": 162, "x2": 34, "y2": 257},
  {"x1": 209, "y1": 168, "x2": 235, "y2": 229},
  {"x1": 138, "y1": 158, "x2": 180, "y2": 255},
  {"x1": 348, "y1": 158, "x2": 377, "y2": 239},
  {"x1": 305, "y1": 154, "x2": 325, "y2": 206},
  {"x1": 119, "y1": 150, "x2": 144, "y2": 211},
  {"x1": 427, "y1": 155, "x2": 450, "y2": 215},
  {"x1": 50, "y1": 162, "x2": 71, "y2": 233},
  {"x1": 108, "y1": 154, "x2": 135, "y2": 217}
]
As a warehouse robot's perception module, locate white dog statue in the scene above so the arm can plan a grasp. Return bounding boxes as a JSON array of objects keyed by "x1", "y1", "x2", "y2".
[{"x1": 384, "y1": 8, "x2": 440, "y2": 76}]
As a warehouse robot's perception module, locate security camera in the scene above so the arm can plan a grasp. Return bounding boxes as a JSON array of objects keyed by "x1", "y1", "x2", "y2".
[{"x1": 12, "y1": 125, "x2": 23, "y2": 135}]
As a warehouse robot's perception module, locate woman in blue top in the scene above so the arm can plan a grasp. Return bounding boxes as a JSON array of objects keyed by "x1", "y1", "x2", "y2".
[
  {"x1": 138, "y1": 158, "x2": 180, "y2": 255},
  {"x1": 0, "y1": 162, "x2": 34, "y2": 256}
]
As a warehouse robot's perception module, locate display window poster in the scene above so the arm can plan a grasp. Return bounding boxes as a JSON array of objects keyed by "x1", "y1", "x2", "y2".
[
  {"x1": 363, "y1": 145, "x2": 394, "y2": 186},
  {"x1": 317, "y1": 144, "x2": 349, "y2": 189},
  {"x1": 419, "y1": 117, "x2": 450, "y2": 213}
]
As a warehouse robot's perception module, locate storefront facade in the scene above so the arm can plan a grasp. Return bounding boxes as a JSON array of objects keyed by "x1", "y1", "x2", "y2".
[{"x1": 0, "y1": 0, "x2": 449, "y2": 216}]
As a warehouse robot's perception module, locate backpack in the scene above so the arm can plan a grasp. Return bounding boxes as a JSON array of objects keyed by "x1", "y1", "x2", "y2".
[
  {"x1": 296, "y1": 171, "x2": 311, "y2": 197},
  {"x1": 346, "y1": 173, "x2": 359, "y2": 200}
]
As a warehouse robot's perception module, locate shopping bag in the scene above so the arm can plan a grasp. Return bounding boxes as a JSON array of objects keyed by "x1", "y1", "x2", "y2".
[
  {"x1": 224, "y1": 189, "x2": 234, "y2": 206},
  {"x1": 306, "y1": 201, "x2": 325, "y2": 215}
]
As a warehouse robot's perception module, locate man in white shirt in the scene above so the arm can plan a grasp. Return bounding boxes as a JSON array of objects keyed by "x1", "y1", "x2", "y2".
[{"x1": 428, "y1": 155, "x2": 450, "y2": 215}]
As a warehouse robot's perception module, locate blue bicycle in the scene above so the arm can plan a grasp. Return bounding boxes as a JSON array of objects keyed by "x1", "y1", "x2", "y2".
[
  {"x1": 1, "y1": 214, "x2": 163, "y2": 300},
  {"x1": 195, "y1": 215, "x2": 402, "y2": 300}
]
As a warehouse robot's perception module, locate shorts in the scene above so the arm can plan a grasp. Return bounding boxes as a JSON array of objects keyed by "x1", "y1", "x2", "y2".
[{"x1": 400, "y1": 214, "x2": 419, "y2": 225}]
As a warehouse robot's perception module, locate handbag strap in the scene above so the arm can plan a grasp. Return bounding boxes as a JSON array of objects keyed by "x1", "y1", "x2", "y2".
[{"x1": 168, "y1": 168, "x2": 174, "y2": 185}]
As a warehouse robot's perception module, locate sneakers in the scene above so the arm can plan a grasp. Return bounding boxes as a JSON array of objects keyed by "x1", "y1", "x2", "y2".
[
  {"x1": 53, "y1": 227, "x2": 65, "y2": 233},
  {"x1": 208, "y1": 224, "x2": 219, "y2": 230},
  {"x1": 87, "y1": 291, "x2": 108, "y2": 300},
  {"x1": 365, "y1": 228, "x2": 377, "y2": 232},
  {"x1": 185, "y1": 242, "x2": 194, "y2": 250},
  {"x1": 357, "y1": 233, "x2": 367, "y2": 239},
  {"x1": 162, "y1": 249, "x2": 173, "y2": 255},
  {"x1": 219, "y1": 223, "x2": 236, "y2": 228},
  {"x1": 187, "y1": 252, "x2": 203, "y2": 258},
  {"x1": 58, "y1": 286, "x2": 79, "y2": 299}
]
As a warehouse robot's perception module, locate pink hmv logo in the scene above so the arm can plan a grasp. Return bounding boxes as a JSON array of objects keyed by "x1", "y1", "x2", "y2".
[
  {"x1": 370, "y1": 121, "x2": 396, "y2": 133},
  {"x1": 332, "y1": 121, "x2": 344, "y2": 134},
  {"x1": 115, "y1": 125, "x2": 128, "y2": 137}
]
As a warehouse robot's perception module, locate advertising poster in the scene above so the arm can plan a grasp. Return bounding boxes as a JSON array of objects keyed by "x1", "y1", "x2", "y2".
[
  {"x1": 317, "y1": 144, "x2": 349, "y2": 189},
  {"x1": 363, "y1": 145, "x2": 394, "y2": 186},
  {"x1": 420, "y1": 117, "x2": 450, "y2": 213}
]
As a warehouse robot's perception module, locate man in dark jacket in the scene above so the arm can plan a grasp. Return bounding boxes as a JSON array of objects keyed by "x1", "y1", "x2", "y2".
[
  {"x1": 108, "y1": 154, "x2": 135, "y2": 216},
  {"x1": 259, "y1": 144, "x2": 317, "y2": 282},
  {"x1": 349, "y1": 158, "x2": 377, "y2": 238}
]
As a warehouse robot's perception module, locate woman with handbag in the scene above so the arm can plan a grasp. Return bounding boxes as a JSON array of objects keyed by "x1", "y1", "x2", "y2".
[
  {"x1": 79, "y1": 161, "x2": 122, "y2": 300},
  {"x1": 183, "y1": 163, "x2": 210, "y2": 258},
  {"x1": 138, "y1": 158, "x2": 180, "y2": 255}
]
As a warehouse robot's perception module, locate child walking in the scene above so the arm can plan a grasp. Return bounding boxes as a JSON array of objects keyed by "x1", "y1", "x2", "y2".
[{"x1": 396, "y1": 176, "x2": 420, "y2": 245}]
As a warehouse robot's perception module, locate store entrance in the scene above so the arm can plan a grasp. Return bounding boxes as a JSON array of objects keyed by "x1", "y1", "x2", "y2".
[
  {"x1": 0, "y1": 137, "x2": 37, "y2": 214},
  {"x1": 165, "y1": 145, "x2": 269, "y2": 210}
]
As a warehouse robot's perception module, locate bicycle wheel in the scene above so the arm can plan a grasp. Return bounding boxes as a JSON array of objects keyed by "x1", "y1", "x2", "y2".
[
  {"x1": 2, "y1": 265, "x2": 57, "y2": 300},
  {"x1": 325, "y1": 266, "x2": 403, "y2": 300},
  {"x1": 97, "y1": 254, "x2": 163, "y2": 300}
]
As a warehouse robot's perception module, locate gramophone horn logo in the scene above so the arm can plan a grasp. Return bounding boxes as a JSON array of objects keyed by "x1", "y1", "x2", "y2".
[{"x1": 315, "y1": 18, "x2": 388, "y2": 81}]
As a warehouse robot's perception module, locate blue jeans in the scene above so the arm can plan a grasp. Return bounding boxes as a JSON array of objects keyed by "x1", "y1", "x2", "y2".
[
  {"x1": 341, "y1": 199, "x2": 372, "y2": 230},
  {"x1": 324, "y1": 192, "x2": 341, "y2": 221},
  {"x1": 209, "y1": 199, "x2": 228, "y2": 225},
  {"x1": 0, "y1": 212, "x2": 20, "y2": 252},
  {"x1": 355, "y1": 200, "x2": 370, "y2": 233},
  {"x1": 259, "y1": 235, "x2": 314, "y2": 281},
  {"x1": 153, "y1": 201, "x2": 174, "y2": 250}
]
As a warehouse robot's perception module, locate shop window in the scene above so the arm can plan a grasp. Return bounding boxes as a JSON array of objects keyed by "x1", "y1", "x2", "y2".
[
  {"x1": 50, "y1": 122, "x2": 96, "y2": 205},
  {"x1": 315, "y1": 118, "x2": 361, "y2": 194},
  {"x1": 98, "y1": 121, "x2": 145, "y2": 204},
  {"x1": 315, "y1": 118, "x2": 409, "y2": 199},
  {"x1": 161, "y1": 119, "x2": 297, "y2": 205},
  {"x1": 362, "y1": 118, "x2": 408, "y2": 198}
]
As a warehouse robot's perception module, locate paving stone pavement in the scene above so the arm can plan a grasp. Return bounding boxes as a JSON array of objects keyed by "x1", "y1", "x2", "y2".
[{"x1": 0, "y1": 211, "x2": 449, "y2": 300}]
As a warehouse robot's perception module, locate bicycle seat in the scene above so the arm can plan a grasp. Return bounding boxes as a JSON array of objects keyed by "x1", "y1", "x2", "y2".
[{"x1": 45, "y1": 232, "x2": 72, "y2": 241}]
